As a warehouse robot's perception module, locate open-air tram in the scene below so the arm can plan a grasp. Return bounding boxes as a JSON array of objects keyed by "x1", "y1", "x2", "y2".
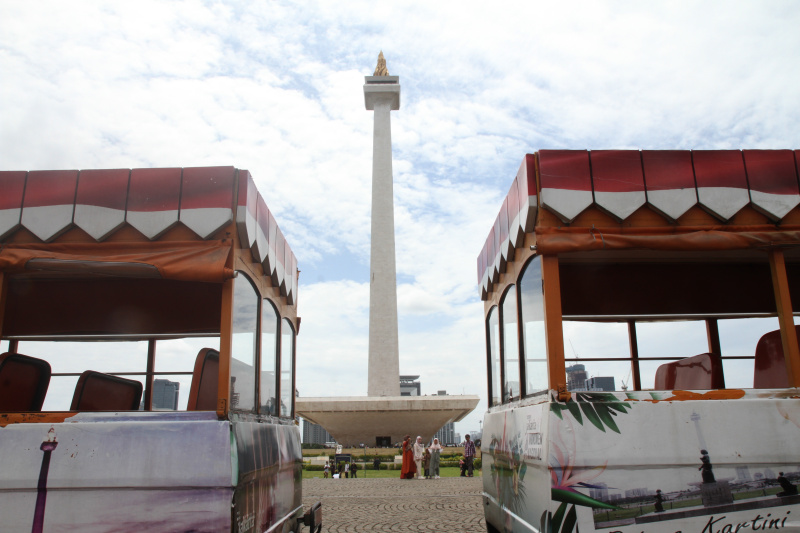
[
  {"x1": 0, "y1": 166, "x2": 320, "y2": 532},
  {"x1": 478, "y1": 150, "x2": 800, "y2": 532}
]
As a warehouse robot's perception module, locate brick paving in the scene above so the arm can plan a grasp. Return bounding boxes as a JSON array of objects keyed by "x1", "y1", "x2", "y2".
[{"x1": 302, "y1": 475, "x2": 486, "y2": 532}]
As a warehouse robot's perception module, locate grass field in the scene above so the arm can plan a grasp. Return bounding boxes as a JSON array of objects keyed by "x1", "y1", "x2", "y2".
[{"x1": 302, "y1": 466, "x2": 480, "y2": 479}]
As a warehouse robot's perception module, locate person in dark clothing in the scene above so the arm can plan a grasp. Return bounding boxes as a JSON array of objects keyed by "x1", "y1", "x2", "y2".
[
  {"x1": 777, "y1": 472, "x2": 798, "y2": 496},
  {"x1": 463, "y1": 434, "x2": 477, "y2": 477},
  {"x1": 654, "y1": 489, "x2": 665, "y2": 512},
  {"x1": 698, "y1": 450, "x2": 715, "y2": 483}
]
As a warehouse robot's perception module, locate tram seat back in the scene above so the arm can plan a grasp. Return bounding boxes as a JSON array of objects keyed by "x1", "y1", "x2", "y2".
[
  {"x1": 71, "y1": 370, "x2": 143, "y2": 411},
  {"x1": 0, "y1": 352, "x2": 52, "y2": 412},
  {"x1": 654, "y1": 352, "x2": 724, "y2": 390},
  {"x1": 753, "y1": 327, "x2": 797, "y2": 388},
  {"x1": 187, "y1": 348, "x2": 219, "y2": 411}
]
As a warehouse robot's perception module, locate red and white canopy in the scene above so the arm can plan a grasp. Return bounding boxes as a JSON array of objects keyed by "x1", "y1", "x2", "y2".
[
  {"x1": 0, "y1": 166, "x2": 298, "y2": 304},
  {"x1": 478, "y1": 149, "x2": 800, "y2": 300}
]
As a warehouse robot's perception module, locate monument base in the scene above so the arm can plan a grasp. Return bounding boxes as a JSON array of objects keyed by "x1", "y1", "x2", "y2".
[
  {"x1": 701, "y1": 481, "x2": 734, "y2": 507},
  {"x1": 296, "y1": 395, "x2": 480, "y2": 447}
]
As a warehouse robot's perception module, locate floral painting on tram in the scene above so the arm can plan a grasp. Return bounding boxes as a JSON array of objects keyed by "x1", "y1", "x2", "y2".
[{"x1": 486, "y1": 390, "x2": 800, "y2": 533}]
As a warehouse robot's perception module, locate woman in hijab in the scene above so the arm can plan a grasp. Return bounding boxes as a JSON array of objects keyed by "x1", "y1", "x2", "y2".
[
  {"x1": 413, "y1": 436, "x2": 425, "y2": 479},
  {"x1": 428, "y1": 437, "x2": 443, "y2": 479},
  {"x1": 400, "y1": 435, "x2": 417, "y2": 479}
]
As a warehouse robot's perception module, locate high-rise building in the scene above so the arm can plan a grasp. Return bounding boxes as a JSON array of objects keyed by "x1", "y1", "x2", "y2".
[
  {"x1": 586, "y1": 376, "x2": 615, "y2": 391},
  {"x1": 433, "y1": 422, "x2": 455, "y2": 445},
  {"x1": 566, "y1": 364, "x2": 587, "y2": 391},
  {"x1": 152, "y1": 379, "x2": 180, "y2": 410},
  {"x1": 303, "y1": 419, "x2": 334, "y2": 446},
  {"x1": 589, "y1": 482, "x2": 609, "y2": 502},
  {"x1": 400, "y1": 375, "x2": 421, "y2": 396}
]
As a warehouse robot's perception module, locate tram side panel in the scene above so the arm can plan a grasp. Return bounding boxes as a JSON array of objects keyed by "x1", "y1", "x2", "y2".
[
  {"x1": 232, "y1": 419, "x2": 303, "y2": 533},
  {"x1": 483, "y1": 395, "x2": 552, "y2": 533},
  {"x1": 0, "y1": 411, "x2": 233, "y2": 532},
  {"x1": 483, "y1": 390, "x2": 800, "y2": 533}
]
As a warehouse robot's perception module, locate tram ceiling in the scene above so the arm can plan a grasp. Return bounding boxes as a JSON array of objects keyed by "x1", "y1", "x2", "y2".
[{"x1": 559, "y1": 261, "x2": 800, "y2": 320}]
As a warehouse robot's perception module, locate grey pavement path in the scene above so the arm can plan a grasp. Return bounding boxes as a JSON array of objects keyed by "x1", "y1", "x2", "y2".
[{"x1": 302, "y1": 475, "x2": 486, "y2": 532}]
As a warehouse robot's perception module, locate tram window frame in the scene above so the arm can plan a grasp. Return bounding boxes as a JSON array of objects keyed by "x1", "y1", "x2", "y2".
[
  {"x1": 260, "y1": 298, "x2": 280, "y2": 416},
  {"x1": 279, "y1": 317, "x2": 296, "y2": 418},
  {"x1": 230, "y1": 272, "x2": 259, "y2": 413},
  {"x1": 518, "y1": 256, "x2": 548, "y2": 398},
  {"x1": 486, "y1": 306, "x2": 501, "y2": 407},
  {"x1": 500, "y1": 285, "x2": 521, "y2": 403}
]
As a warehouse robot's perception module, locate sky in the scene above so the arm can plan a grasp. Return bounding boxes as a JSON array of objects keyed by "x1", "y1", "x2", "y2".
[{"x1": 2, "y1": 1, "x2": 800, "y2": 438}]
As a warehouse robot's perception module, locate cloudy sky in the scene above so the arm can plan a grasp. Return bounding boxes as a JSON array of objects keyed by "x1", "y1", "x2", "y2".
[{"x1": 2, "y1": 1, "x2": 799, "y2": 437}]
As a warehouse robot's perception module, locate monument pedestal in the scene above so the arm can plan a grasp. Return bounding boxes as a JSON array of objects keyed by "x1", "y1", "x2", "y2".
[
  {"x1": 296, "y1": 395, "x2": 479, "y2": 447},
  {"x1": 700, "y1": 481, "x2": 734, "y2": 507}
]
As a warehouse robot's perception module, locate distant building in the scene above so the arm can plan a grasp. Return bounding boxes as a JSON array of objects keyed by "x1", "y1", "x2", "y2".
[
  {"x1": 590, "y1": 483, "x2": 609, "y2": 501},
  {"x1": 434, "y1": 422, "x2": 456, "y2": 445},
  {"x1": 586, "y1": 376, "x2": 615, "y2": 391},
  {"x1": 303, "y1": 419, "x2": 333, "y2": 445},
  {"x1": 736, "y1": 466, "x2": 752, "y2": 482},
  {"x1": 625, "y1": 488, "x2": 649, "y2": 499},
  {"x1": 152, "y1": 379, "x2": 180, "y2": 410},
  {"x1": 566, "y1": 364, "x2": 587, "y2": 391},
  {"x1": 400, "y1": 375, "x2": 421, "y2": 396}
]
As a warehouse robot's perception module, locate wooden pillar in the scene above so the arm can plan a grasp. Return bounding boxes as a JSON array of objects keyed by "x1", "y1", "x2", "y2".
[
  {"x1": 705, "y1": 318, "x2": 726, "y2": 388},
  {"x1": 768, "y1": 249, "x2": 800, "y2": 387},
  {"x1": 541, "y1": 255, "x2": 567, "y2": 399},
  {"x1": 627, "y1": 320, "x2": 641, "y2": 391},
  {"x1": 217, "y1": 277, "x2": 234, "y2": 417},
  {"x1": 0, "y1": 272, "x2": 6, "y2": 345},
  {"x1": 142, "y1": 340, "x2": 156, "y2": 411},
  {"x1": 706, "y1": 319, "x2": 722, "y2": 356}
]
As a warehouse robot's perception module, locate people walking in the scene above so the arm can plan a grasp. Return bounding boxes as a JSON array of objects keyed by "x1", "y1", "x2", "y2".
[
  {"x1": 463, "y1": 434, "x2": 476, "y2": 477},
  {"x1": 428, "y1": 437, "x2": 443, "y2": 479},
  {"x1": 323, "y1": 462, "x2": 330, "y2": 479},
  {"x1": 400, "y1": 435, "x2": 417, "y2": 479},
  {"x1": 344, "y1": 461, "x2": 350, "y2": 478},
  {"x1": 351, "y1": 461, "x2": 358, "y2": 478}
]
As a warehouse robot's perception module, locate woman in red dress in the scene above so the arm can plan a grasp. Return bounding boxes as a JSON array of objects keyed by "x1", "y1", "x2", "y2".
[{"x1": 400, "y1": 435, "x2": 417, "y2": 479}]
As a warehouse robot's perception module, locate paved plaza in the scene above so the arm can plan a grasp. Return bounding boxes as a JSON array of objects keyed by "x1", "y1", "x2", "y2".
[{"x1": 302, "y1": 475, "x2": 486, "y2": 532}]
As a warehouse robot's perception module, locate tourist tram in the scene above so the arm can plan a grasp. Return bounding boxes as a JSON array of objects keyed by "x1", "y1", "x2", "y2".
[
  {"x1": 0, "y1": 167, "x2": 320, "y2": 532},
  {"x1": 478, "y1": 150, "x2": 800, "y2": 533}
]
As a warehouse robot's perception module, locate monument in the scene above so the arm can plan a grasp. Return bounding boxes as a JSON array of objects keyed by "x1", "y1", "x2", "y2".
[{"x1": 296, "y1": 53, "x2": 478, "y2": 446}]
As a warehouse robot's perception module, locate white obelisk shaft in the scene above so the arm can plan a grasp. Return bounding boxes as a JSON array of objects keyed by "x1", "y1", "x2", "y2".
[{"x1": 364, "y1": 76, "x2": 401, "y2": 397}]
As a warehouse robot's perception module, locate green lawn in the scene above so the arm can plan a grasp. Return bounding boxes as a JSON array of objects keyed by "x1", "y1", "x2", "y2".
[{"x1": 302, "y1": 466, "x2": 480, "y2": 479}]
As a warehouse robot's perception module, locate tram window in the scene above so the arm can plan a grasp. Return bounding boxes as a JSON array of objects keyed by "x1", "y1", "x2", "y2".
[
  {"x1": 501, "y1": 286, "x2": 520, "y2": 402},
  {"x1": 637, "y1": 321, "x2": 708, "y2": 389},
  {"x1": 279, "y1": 318, "x2": 295, "y2": 418},
  {"x1": 519, "y1": 257, "x2": 547, "y2": 395},
  {"x1": 563, "y1": 322, "x2": 631, "y2": 359},
  {"x1": 156, "y1": 337, "x2": 220, "y2": 373},
  {"x1": 18, "y1": 340, "x2": 148, "y2": 411},
  {"x1": 157, "y1": 337, "x2": 220, "y2": 411},
  {"x1": 260, "y1": 300, "x2": 279, "y2": 415},
  {"x1": 486, "y1": 306, "x2": 501, "y2": 407},
  {"x1": 230, "y1": 274, "x2": 258, "y2": 412},
  {"x1": 719, "y1": 317, "x2": 781, "y2": 388},
  {"x1": 148, "y1": 374, "x2": 190, "y2": 410}
]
